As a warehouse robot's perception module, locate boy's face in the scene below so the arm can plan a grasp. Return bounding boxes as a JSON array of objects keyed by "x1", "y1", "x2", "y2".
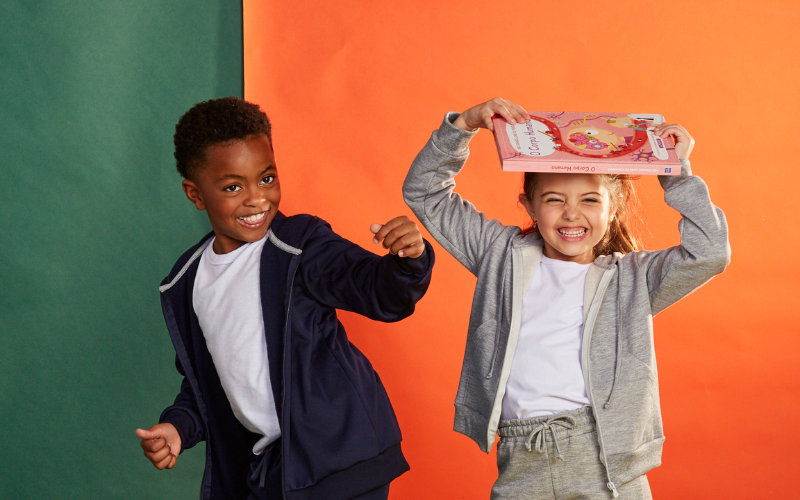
[{"x1": 181, "y1": 134, "x2": 281, "y2": 254}]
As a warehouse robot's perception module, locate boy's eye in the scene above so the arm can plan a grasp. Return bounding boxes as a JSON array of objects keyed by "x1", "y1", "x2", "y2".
[
  {"x1": 223, "y1": 185, "x2": 241, "y2": 193},
  {"x1": 261, "y1": 175, "x2": 275, "y2": 184}
]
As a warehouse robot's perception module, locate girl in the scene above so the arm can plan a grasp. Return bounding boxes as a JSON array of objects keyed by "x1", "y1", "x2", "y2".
[{"x1": 402, "y1": 98, "x2": 730, "y2": 499}]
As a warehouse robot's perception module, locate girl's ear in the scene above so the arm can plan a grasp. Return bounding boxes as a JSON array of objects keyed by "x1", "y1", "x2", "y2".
[
  {"x1": 182, "y1": 179, "x2": 206, "y2": 211},
  {"x1": 518, "y1": 193, "x2": 535, "y2": 221}
]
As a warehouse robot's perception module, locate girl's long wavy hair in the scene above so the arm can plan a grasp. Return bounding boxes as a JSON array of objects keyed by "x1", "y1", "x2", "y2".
[{"x1": 521, "y1": 172, "x2": 641, "y2": 256}]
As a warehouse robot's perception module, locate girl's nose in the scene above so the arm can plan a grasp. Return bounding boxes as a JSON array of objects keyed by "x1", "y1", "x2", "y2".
[{"x1": 562, "y1": 204, "x2": 581, "y2": 221}]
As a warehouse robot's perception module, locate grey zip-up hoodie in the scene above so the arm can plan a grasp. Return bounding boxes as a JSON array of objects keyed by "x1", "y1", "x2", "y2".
[{"x1": 403, "y1": 112, "x2": 730, "y2": 495}]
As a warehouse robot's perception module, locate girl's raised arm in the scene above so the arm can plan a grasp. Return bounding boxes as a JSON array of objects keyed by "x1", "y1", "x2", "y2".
[
  {"x1": 403, "y1": 99, "x2": 528, "y2": 275},
  {"x1": 631, "y1": 126, "x2": 730, "y2": 315}
]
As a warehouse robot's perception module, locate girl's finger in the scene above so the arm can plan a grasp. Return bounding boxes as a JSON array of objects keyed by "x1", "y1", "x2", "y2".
[
  {"x1": 490, "y1": 100, "x2": 529, "y2": 129},
  {"x1": 502, "y1": 99, "x2": 529, "y2": 123},
  {"x1": 482, "y1": 109, "x2": 496, "y2": 131},
  {"x1": 495, "y1": 101, "x2": 518, "y2": 123},
  {"x1": 509, "y1": 102, "x2": 531, "y2": 121}
]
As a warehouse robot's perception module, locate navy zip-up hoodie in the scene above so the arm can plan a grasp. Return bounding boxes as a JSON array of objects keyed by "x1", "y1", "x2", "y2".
[{"x1": 156, "y1": 212, "x2": 434, "y2": 499}]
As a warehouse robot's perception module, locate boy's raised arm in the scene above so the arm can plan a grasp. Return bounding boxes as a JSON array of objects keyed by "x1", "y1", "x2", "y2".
[
  {"x1": 297, "y1": 218, "x2": 434, "y2": 322},
  {"x1": 370, "y1": 216, "x2": 425, "y2": 259}
]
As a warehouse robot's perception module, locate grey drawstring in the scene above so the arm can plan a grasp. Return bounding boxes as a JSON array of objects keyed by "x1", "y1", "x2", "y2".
[
  {"x1": 524, "y1": 415, "x2": 577, "y2": 461},
  {"x1": 603, "y1": 262, "x2": 624, "y2": 410}
]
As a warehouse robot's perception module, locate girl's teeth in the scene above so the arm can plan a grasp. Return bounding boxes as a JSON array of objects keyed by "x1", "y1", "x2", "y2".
[{"x1": 559, "y1": 229, "x2": 586, "y2": 237}]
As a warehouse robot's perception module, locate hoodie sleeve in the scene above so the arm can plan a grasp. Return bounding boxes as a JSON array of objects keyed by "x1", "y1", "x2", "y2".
[
  {"x1": 159, "y1": 355, "x2": 206, "y2": 451},
  {"x1": 297, "y1": 223, "x2": 435, "y2": 322},
  {"x1": 403, "y1": 112, "x2": 519, "y2": 276},
  {"x1": 632, "y1": 159, "x2": 731, "y2": 316}
]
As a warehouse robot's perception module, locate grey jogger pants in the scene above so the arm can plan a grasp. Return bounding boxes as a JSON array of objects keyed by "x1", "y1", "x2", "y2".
[{"x1": 491, "y1": 407, "x2": 652, "y2": 500}]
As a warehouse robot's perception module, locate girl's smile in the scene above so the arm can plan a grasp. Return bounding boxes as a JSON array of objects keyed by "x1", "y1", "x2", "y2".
[{"x1": 557, "y1": 227, "x2": 588, "y2": 240}]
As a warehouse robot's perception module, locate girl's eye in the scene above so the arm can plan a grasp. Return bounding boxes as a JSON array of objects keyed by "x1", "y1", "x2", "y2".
[
  {"x1": 546, "y1": 198, "x2": 564, "y2": 204},
  {"x1": 261, "y1": 176, "x2": 275, "y2": 184},
  {"x1": 583, "y1": 198, "x2": 599, "y2": 203},
  {"x1": 223, "y1": 185, "x2": 241, "y2": 193}
]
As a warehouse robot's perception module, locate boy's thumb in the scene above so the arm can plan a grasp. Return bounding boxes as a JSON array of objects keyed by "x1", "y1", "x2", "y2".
[
  {"x1": 369, "y1": 223, "x2": 382, "y2": 235},
  {"x1": 135, "y1": 428, "x2": 157, "y2": 440}
]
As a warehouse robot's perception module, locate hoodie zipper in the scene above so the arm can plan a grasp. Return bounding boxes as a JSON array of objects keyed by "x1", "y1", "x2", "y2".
[
  {"x1": 278, "y1": 256, "x2": 301, "y2": 500},
  {"x1": 484, "y1": 245, "x2": 526, "y2": 447},
  {"x1": 581, "y1": 265, "x2": 620, "y2": 498}
]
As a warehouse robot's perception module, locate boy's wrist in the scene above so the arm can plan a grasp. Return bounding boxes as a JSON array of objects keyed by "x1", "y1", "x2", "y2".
[{"x1": 396, "y1": 242, "x2": 431, "y2": 273}]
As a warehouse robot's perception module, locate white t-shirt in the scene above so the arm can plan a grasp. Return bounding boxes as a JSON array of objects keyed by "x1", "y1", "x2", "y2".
[
  {"x1": 192, "y1": 234, "x2": 280, "y2": 454},
  {"x1": 502, "y1": 256, "x2": 592, "y2": 420}
]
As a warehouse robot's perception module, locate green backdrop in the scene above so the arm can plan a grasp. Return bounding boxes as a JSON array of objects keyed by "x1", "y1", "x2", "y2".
[{"x1": 1, "y1": 2, "x2": 243, "y2": 498}]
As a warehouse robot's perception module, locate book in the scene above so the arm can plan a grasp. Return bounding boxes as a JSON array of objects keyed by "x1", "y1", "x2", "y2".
[{"x1": 492, "y1": 111, "x2": 681, "y2": 175}]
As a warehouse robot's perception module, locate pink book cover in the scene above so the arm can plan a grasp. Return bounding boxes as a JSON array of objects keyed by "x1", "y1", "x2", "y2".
[{"x1": 492, "y1": 111, "x2": 681, "y2": 175}]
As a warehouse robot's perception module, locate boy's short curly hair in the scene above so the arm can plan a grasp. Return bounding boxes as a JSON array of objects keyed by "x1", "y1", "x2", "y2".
[{"x1": 173, "y1": 96, "x2": 273, "y2": 180}]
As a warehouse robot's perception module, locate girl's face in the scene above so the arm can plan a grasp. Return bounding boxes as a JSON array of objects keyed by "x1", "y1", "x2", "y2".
[{"x1": 521, "y1": 173, "x2": 615, "y2": 265}]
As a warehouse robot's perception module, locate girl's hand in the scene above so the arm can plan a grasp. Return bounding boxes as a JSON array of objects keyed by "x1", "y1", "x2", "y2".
[
  {"x1": 453, "y1": 98, "x2": 530, "y2": 132},
  {"x1": 370, "y1": 216, "x2": 425, "y2": 258},
  {"x1": 652, "y1": 123, "x2": 695, "y2": 160}
]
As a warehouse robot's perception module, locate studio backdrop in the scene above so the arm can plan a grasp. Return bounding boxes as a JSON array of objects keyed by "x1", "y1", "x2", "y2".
[{"x1": 1, "y1": 1, "x2": 798, "y2": 499}]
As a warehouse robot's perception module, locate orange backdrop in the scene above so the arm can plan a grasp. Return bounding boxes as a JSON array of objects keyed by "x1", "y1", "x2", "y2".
[{"x1": 244, "y1": 1, "x2": 799, "y2": 498}]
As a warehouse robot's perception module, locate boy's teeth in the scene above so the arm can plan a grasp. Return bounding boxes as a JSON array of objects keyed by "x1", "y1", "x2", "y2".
[{"x1": 239, "y1": 212, "x2": 265, "y2": 223}]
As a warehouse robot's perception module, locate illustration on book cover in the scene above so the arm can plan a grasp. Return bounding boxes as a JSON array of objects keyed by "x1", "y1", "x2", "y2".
[{"x1": 493, "y1": 111, "x2": 681, "y2": 175}]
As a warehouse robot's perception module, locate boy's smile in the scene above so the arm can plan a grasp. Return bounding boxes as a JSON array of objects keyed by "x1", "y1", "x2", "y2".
[{"x1": 181, "y1": 134, "x2": 281, "y2": 254}]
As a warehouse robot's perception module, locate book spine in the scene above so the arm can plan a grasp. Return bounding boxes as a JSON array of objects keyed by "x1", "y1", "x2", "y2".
[{"x1": 499, "y1": 158, "x2": 680, "y2": 175}]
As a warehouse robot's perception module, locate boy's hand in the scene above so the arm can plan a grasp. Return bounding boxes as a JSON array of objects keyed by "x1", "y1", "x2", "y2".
[
  {"x1": 136, "y1": 423, "x2": 182, "y2": 470},
  {"x1": 453, "y1": 97, "x2": 530, "y2": 132},
  {"x1": 370, "y1": 216, "x2": 425, "y2": 258},
  {"x1": 652, "y1": 123, "x2": 695, "y2": 159}
]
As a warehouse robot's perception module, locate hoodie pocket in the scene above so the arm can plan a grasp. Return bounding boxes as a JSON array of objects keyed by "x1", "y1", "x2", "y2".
[{"x1": 475, "y1": 319, "x2": 500, "y2": 379}]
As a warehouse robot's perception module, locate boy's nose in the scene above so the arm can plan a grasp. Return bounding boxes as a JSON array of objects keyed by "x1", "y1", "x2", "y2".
[{"x1": 243, "y1": 190, "x2": 266, "y2": 207}]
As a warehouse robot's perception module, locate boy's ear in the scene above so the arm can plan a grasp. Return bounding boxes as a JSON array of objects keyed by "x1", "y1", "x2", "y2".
[{"x1": 182, "y1": 179, "x2": 206, "y2": 211}]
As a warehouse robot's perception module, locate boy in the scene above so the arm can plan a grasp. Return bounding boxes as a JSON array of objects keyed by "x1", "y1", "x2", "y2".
[{"x1": 135, "y1": 97, "x2": 434, "y2": 499}]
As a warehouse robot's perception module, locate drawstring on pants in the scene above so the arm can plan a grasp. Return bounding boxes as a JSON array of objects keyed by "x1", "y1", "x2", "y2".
[
  {"x1": 250, "y1": 451, "x2": 270, "y2": 489},
  {"x1": 524, "y1": 414, "x2": 577, "y2": 461}
]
